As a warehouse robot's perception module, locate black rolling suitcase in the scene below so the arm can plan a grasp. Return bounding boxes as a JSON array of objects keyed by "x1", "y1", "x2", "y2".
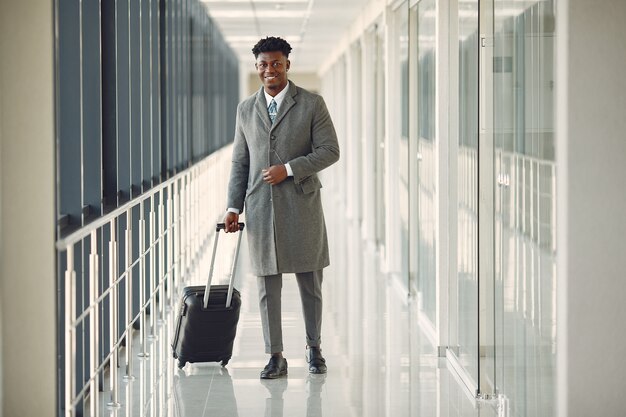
[{"x1": 172, "y1": 222, "x2": 245, "y2": 368}]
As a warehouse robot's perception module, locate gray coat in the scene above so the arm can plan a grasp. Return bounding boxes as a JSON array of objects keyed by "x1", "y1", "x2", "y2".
[{"x1": 227, "y1": 81, "x2": 340, "y2": 276}]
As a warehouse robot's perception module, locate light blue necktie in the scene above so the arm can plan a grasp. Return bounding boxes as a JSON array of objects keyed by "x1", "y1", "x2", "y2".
[{"x1": 268, "y1": 99, "x2": 277, "y2": 124}]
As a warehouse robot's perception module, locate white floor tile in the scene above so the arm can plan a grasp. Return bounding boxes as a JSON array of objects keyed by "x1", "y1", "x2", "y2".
[{"x1": 95, "y1": 231, "x2": 497, "y2": 417}]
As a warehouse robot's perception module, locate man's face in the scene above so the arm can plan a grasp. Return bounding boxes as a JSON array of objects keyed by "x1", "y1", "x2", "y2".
[{"x1": 255, "y1": 51, "x2": 290, "y2": 95}]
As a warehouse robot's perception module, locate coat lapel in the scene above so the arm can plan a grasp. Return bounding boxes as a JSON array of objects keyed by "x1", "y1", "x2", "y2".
[
  {"x1": 271, "y1": 82, "x2": 297, "y2": 131},
  {"x1": 254, "y1": 88, "x2": 272, "y2": 132}
]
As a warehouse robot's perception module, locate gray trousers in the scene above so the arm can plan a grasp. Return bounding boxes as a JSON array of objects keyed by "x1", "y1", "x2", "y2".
[{"x1": 257, "y1": 270, "x2": 323, "y2": 354}]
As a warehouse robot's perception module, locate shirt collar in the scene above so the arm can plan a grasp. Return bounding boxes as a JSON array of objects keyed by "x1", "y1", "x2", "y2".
[{"x1": 264, "y1": 83, "x2": 289, "y2": 110}]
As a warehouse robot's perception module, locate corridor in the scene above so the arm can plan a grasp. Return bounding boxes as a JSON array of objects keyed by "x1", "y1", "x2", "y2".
[
  {"x1": 98, "y1": 214, "x2": 498, "y2": 417},
  {"x1": 2, "y1": 1, "x2": 626, "y2": 417}
]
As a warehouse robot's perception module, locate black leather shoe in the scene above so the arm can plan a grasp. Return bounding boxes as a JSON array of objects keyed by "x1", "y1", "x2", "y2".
[
  {"x1": 260, "y1": 356, "x2": 288, "y2": 379},
  {"x1": 305, "y1": 347, "x2": 327, "y2": 374}
]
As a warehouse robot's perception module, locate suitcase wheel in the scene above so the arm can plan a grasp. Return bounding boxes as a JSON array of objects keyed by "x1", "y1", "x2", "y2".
[
  {"x1": 221, "y1": 358, "x2": 230, "y2": 367},
  {"x1": 177, "y1": 359, "x2": 186, "y2": 369}
]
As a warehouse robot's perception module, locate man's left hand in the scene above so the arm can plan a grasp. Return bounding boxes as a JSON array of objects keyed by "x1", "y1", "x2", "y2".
[{"x1": 262, "y1": 165, "x2": 288, "y2": 185}]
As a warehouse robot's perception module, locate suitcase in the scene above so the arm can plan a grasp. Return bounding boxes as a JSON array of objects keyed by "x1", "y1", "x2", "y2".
[{"x1": 172, "y1": 222, "x2": 245, "y2": 369}]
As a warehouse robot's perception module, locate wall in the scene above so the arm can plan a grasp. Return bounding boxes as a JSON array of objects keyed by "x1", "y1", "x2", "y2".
[
  {"x1": 556, "y1": 0, "x2": 626, "y2": 415},
  {"x1": 0, "y1": 78, "x2": 3, "y2": 416},
  {"x1": 0, "y1": 1, "x2": 57, "y2": 416}
]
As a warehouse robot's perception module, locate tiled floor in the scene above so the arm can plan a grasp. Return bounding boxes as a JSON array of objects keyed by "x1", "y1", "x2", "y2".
[{"x1": 98, "y1": 227, "x2": 500, "y2": 417}]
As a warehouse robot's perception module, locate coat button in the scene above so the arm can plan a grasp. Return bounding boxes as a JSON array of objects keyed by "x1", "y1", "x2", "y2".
[{"x1": 271, "y1": 135, "x2": 276, "y2": 140}]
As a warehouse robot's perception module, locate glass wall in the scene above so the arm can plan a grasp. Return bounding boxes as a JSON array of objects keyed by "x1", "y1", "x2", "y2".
[
  {"x1": 319, "y1": 0, "x2": 557, "y2": 412},
  {"x1": 493, "y1": 1, "x2": 557, "y2": 415},
  {"x1": 375, "y1": 27, "x2": 387, "y2": 248},
  {"x1": 396, "y1": 1, "x2": 410, "y2": 281},
  {"x1": 57, "y1": 0, "x2": 239, "y2": 234},
  {"x1": 449, "y1": 0, "x2": 480, "y2": 389},
  {"x1": 347, "y1": 42, "x2": 363, "y2": 222},
  {"x1": 409, "y1": 0, "x2": 437, "y2": 327}
]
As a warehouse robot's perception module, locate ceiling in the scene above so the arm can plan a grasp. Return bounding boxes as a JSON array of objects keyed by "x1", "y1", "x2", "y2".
[{"x1": 200, "y1": 0, "x2": 368, "y2": 73}]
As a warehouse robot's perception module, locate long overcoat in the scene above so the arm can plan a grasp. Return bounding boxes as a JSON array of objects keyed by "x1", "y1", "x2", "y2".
[{"x1": 227, "y1": 81, "x2": 340, "y2": 276}]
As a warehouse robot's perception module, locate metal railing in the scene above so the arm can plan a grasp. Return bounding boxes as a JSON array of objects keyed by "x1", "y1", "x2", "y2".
[
  {"x1": 495, "y1": 149, "x2": 556, "y2": 251},
  {"x1": 56, "y1": 148, "x2": 232, "y2": 416}
]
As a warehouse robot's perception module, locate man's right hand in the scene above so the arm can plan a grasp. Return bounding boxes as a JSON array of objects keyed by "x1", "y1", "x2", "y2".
[{"x1": 224, "y1": 212, "x2": 240, "y2": 233}]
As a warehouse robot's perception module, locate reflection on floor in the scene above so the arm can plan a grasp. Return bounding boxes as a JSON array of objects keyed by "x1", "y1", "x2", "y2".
[{"x1": 97, "y1": 230, "x2": 500, "y2": 417}]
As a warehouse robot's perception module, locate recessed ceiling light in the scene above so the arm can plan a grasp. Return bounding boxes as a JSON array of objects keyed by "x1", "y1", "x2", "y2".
[
  {"x1": 209, "y1": 10, "x2": 307, "y2": 18},
  {"x1": 226, "y1": 35, "x2": 302, "y2": 43}
]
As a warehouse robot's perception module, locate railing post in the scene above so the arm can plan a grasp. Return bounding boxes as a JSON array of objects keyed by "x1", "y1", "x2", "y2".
[
  {"x1": 192, "y1": 167, "x2": 199, "y2": 276},
  {"x1": 179, "y1": 178, "x2": 187, "y2": 285},
  {"x1": 65, "y1": 245, "x2": 76, "y2": 417},
  {"x1": 149, "y1": 195, "x2": 157, "y2": 339},
  {"x1": 124, "y1": 209, "x2": 135, "y2": 380},
  {"x1": 89, "y1": 230, "x2": 100, "y2": 416},
  {"x1": 185, "y1": 174, "x2": 191, "y2": 282},
  {"x1": 185, "y1": 173, "x2": 192, "y2": 278},
  {"x1": 166, "y1": 183, "x2": 174, "y2": 311},
  {"x1": 158, "y1": 187, "x2": 166, "y2": 323},
  {"x1": 180, "y1": 176, "x2": 186, "y2": 282},
  {"x1": 107, "y1": 218, "x2": 121, "y2": 408},
  {"x1": 173, "y1": 180, "x2": 181, "y2": 294},
  {"x1": 138, "y1": 200, "x2": 149, "y2": 358}
]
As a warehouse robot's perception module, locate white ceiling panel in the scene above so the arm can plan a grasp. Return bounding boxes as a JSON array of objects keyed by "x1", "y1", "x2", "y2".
[{"x1": 201, "y1": 0, "x2": 371, "y2": 72}]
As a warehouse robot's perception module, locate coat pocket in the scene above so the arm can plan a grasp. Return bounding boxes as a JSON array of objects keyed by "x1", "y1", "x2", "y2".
[{"x1": 298, "y1": 176, "x2": 323, "y2": 194}]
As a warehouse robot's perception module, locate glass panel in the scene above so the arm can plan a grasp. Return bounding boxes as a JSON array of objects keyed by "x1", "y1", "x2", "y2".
[
  {"x1": 141, "y1": 0, "x2": 152, "y2": 188},
  {"x1": 151, "y1": 0, "x2": 160, "y2": 181},
  {"x1": 347, "y1": 42, "x2": 362, "y2": 222},
  {"x1": 130, "y1": 0, "x2": 142, "y2": 196},
  {"x1": 57, "y1": 0, "x2": 82, "y2": 229},
  {"x1": 398, "y1": 2, "x2": 410, "y2": 282},
  {"x1": 450, "y1": 0, "x2": 480, "y2": 387},
  {"x1": 82, "y1": 0, "x2": 102, "y2": 219},
  {"x1": 409, "y1": 5, "x2": 419, "y2": 308},
  {"x1": 479, "y1": 0, "x2": 496, "y2": 395},
  {"x1": 375, "y1": 28, "x2": 386, "y2": 247},
  {"x1": 409, "y1": 0, "x2": 437, "y2": 325},
  {"x1": 417, "y1": 0, "x2": 436, "y2": 324},
  {"x1": 493, "y1": 0, "x2": 557, "y2": 415},
  {"x1": 102, "y1": 0, "x2": 118, "y2": 208}
]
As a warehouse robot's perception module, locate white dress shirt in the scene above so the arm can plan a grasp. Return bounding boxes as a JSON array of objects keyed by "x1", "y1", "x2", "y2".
[{"x1": 263, "y1": 86, "x2": 289, "y2": 114}]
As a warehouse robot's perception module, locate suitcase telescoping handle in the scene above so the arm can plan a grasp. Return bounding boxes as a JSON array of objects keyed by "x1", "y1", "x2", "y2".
[{"x1": 203, "y1": 222, "x2": 245, "y2": 309}]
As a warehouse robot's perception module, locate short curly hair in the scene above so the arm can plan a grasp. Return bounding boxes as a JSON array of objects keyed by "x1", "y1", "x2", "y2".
[{"x1": 252, "y1": 37, "x2": 292, "y2": 58}]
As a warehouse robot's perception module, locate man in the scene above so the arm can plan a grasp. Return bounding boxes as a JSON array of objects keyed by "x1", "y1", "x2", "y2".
[{"x1": 223, "y1": 36, "x2": 340, "y2": 379}]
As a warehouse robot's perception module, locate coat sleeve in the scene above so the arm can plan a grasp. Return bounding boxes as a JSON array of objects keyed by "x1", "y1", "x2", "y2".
[
  {"x1": 227, "y1": 105, "x2": 250, "y2": 212},
  {"x1": 288, "y1": 95, "x2": 340, "y2": 184}
]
